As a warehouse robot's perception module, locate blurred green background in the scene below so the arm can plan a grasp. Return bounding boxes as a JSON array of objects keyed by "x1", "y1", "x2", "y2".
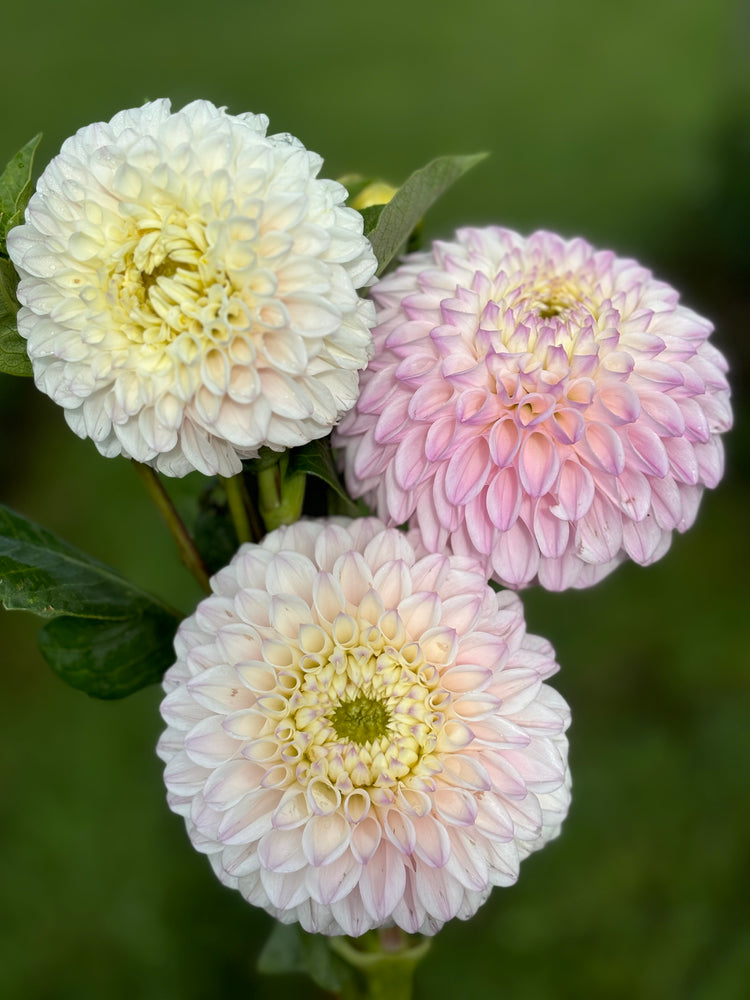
[{"x1": 1, "y1": 0, "x2": 748, "y2": 996}]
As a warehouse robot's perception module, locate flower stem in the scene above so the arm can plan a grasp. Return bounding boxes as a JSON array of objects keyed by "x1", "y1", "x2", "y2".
[
  {"x1": 256, "y1": 453, "x2": 306, "y2": 532},
  {"x1": 219, "y1": 472, "x2": 261, "y2": 544},
  {"x1": 131, "y1": 461, "x2": 211, "y2": 594},
  {"x1": 331, "y1": 930, "x2": 430, "y2": 1000}
]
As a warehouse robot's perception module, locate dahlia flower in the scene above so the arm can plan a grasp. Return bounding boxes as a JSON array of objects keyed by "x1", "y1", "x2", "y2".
[
  {"x1": 158, "y1": 518, "x2": 570, "y2": 936},
  {"x1": 335, "y1": 228, "x2": 732, "y2": 590},
  {"x1": 7, "y1": 100, "x2": 376, "y2": 476}
]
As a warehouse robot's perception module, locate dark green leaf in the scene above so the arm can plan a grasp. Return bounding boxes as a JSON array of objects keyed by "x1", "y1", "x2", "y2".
[
  {"x1": 326, "y1": 491, "x2": 370, "y2": 518},
  {"x1": 359, "y1": 203, "x2": 386, "y2": 236},
  {"x1": 288, "y1": 437, "x2": 350, "y2": 502},
  {"x1": 38, "y1": 606, "x2": 179, "y2": 699},
  {"x1": 256, "y1": 922, "x2": 300, "y2": 974},
  {"x1": 368, "y1": 152, "x2": 489, "y2": 275},
  {"x1": 0, "y1": 133, "x2": 42, "y2": 251},
  {"x1": 0, "y1": 504, "x2": 180, "y2": 698},
  {"x1": 193, "y1": 480, "x2": 239, "y2": 574},
  {"x1": 257, "y1": 922, "x2": 350, "y2": 992},
  {"x1": 0, "y1": 504, "x2": 158, "y2": 617}
]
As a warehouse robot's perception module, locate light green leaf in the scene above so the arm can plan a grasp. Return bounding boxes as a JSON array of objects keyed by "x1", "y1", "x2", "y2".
[
  {"x1": 0, "y1": 504, "x2": 180, "y2": 698},
  {"x1": 367, "y1": 152, "x2": 488, "y2": 275},
  {"x1": 0, "y1": 311, "x2": 31, "y2": 376},
  {"x1": 0, "y1": 217, "x2": 32, "y2": 377},
  {"x1": 0, "y1": 256, "x2": 18, "y2": 313},
  {"x1": 0, "y1": 133, "x2": 42, "y2": 251}
]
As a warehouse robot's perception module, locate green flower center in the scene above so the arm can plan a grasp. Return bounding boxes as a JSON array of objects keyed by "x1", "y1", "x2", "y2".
[
  {"x1": 331, "y1": 694, "x2": 391, "y2": 745},
  {"x1": 537, "y1": 299, "x2": 564, "y2": 319}
]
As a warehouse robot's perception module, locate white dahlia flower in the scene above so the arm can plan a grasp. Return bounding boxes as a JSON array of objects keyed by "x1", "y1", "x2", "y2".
[
  {"x1": 335, "y1": 227, "x2": 732, "y2": 590},
  {"x1": 158, "y1": 518, "x2": 571, "y2": 936},
  {"x1": 7, "y1": 100, "x2": 376, "y2": 476}
]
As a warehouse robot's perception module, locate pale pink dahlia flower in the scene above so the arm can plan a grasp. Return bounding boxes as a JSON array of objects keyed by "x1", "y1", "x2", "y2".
[
  {"x1": 7, "y1": 99, "x2": 376, "y2": 476},
  {"x1": 158, "y1": 518, "x2": 570, "y2": 936},
  {"x1": 335, "y1": 228, "x2": 732, "y2": 590}
]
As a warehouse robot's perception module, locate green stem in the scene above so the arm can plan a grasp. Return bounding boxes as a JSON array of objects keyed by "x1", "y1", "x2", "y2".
[
  {"x1": 220, "y1": 472, "x2": 260, "y2": 544},
  {"x1": 256, "y1": 453, "x2": 306, "y2": 532},
  {"x1": 132, "y1": 461, "x2": 211, "y2": 594},
  {"x1": 331, "y1": 931, "x2": 430, "y2": 1000}
]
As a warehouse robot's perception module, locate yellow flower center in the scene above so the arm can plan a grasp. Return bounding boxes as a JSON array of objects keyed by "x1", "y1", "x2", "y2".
[
  {"x1": 111, "y1": 205, "x2": 205, "y2": 345},
  {"x1": 277, "y1": 610, "x2": 450, "y2": 808},
  {"x1": 108, "y1": 197, "x2": 270, "y2": 356},
  {"x1": 528, "y1": 276, "x2": 584, "y2": 319}
]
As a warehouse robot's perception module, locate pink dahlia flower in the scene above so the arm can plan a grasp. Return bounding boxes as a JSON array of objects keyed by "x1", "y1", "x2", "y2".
[
  {"x1": 335, "y1": 228, "x2": 732, "y2": 590},
  {"x1": 158, "y1": 518, "x2": 570, "y2": 936}
]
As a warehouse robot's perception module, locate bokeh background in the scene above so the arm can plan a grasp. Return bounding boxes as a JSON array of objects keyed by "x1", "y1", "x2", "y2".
[{"x1": 1, "y1": 0, "x2": 748, "y2": 997}]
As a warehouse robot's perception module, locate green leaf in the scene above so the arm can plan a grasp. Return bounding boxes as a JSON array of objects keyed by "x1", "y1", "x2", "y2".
[
  {"x1": 0, "y1": 133, "x2": 42, "y2": 252},
  {"x1": 193, "y1": 480, "x2": 239, "y2": 575},
  {"x1": 0, "y1": 256, "x2": 18, "y2": 313},
  {"x1": 257, "y1": 923, "x2": 351, "y2": 992},
  {"x1": 288, "y1": 437, "x2": 350, "y2": 503},
  {"x1": 367, "y1": 152, "x2": 488, "y2": 275},
  {"x1": 0, "y1": 311, "x2": 31, "y2": 376},
  {"x1": 360, "y1": 203, "x2": 386, "y2": 237},
  {"x1": 0, "y1": 136, "x2": 42, "y2": 376},
  {"x1": 327, "y1": 493, "x2": 371, "y2": 518},
  {"x1": 38, "y1": 608, "x2": 178, "y2": 700},
  {"x1": 0, "y1": 504, "x2": 180, "y2": 698},
  {"x1": 0, "y1": 228, "x2": 32, "y2": 377}
]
